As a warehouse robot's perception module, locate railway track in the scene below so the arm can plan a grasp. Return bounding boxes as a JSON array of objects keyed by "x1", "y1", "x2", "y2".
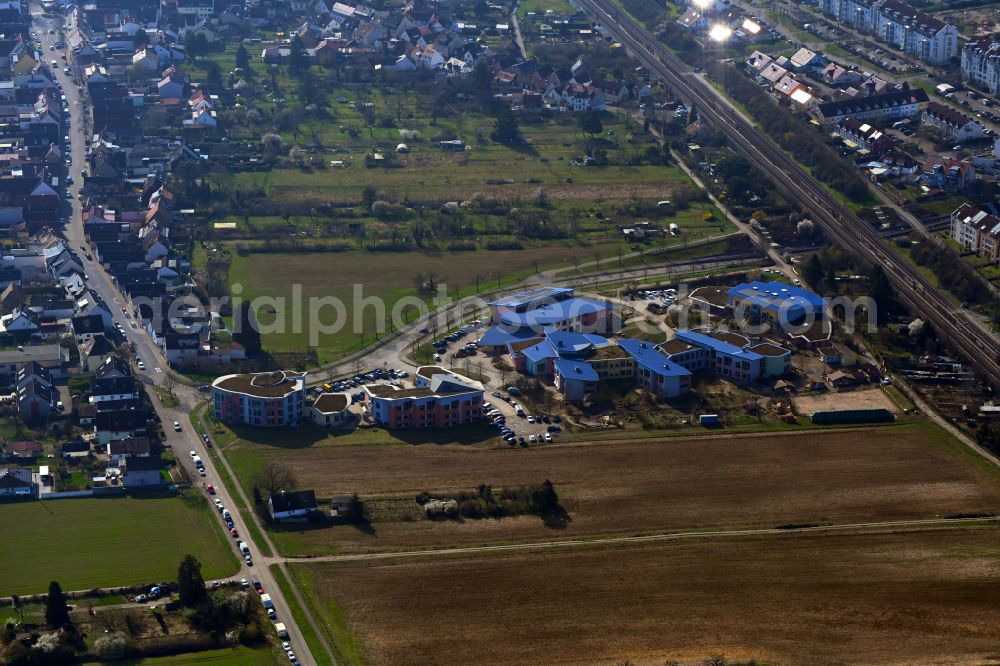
[{"x1": 579, "y1": 0, "x2": 1000, "y2": 387}]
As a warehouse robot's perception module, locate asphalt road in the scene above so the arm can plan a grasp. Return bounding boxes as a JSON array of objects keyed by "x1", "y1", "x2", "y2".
[{"x1": 30, "y1": 7, "x2": 321, "y2": 664}]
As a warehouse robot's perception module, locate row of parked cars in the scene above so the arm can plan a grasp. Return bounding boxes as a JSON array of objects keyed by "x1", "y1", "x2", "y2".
[
  {"x1": 431, "y1": 319, "x2": 487, "y2": 360},
  {"x1": 313, "y1": 367, "x2": 411, "y2": 396}
]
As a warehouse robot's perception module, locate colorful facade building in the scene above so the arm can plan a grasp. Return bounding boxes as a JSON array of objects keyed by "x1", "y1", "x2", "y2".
[
  {"x1": 212, "y1": 370, "x2": 306, "y2": 427},
  {"x1": 365, "y1": 366, "x2": 484, "y2": 428}
]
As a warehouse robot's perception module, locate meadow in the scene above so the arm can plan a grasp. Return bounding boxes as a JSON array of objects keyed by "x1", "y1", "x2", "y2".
[
  {"x1": 88, "y1": 646, "x2": 279, "y2": 666},
  {"x1": 225, "y1": 243, "x2": 619, "y2": 363},
  {"x1": 0, "y1": 494, "x2": 239, "y2": 595}
]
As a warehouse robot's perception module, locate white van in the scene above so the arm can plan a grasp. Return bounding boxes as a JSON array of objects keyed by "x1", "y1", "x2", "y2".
[{"x1": 239, "y1": 541, "x2": 250, "y2": 555}]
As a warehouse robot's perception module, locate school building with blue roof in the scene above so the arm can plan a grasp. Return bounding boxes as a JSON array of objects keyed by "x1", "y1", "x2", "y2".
[
  {"x1": 478, "y1": 287, "x2": 620, "y2": 354},
  {"x1": 726, "y1": 280, "x2": 825, "y2": 327}
]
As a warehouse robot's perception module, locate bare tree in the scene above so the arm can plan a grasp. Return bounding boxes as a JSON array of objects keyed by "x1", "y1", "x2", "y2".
[{"x1": 254, "y1": 461, "x2": 298, "y2": 496}]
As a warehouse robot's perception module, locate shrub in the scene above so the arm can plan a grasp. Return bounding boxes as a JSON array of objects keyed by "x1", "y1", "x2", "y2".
[
  {"x1": 93, "y1": 631, "x2": 132, "y2": 660},
  {"x1": 240, "y1": 620, "x2": 264, "y2": 645}
]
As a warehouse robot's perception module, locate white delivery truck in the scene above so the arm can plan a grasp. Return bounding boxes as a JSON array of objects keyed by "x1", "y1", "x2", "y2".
[
  {"x1": 274, "y1": 622, "x2": 288, "y2": 638},
  {"x1": 261, "y1": 593, "x2": 273, "y2": 609},
  {"x1": 238, "y1": 541, "x2": 250, "y2": 555}
]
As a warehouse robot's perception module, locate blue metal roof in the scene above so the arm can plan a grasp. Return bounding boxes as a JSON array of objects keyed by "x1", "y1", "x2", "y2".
[
  {"x1": 478, "y1": 325, "x2": 536, "y2": 347},
  {"x1": 521, "y1": 340, "x2": 558, "y2": 363},
  {"x1": 617, "y1": 338, "x2": 692, "y2": 377},
  {"x1": 546, "y1": 330, "x2": 609, "y2": 355},
  {"x1": 489, "y1": 287, "x2": 574, "y2": 309},
  {"x1": 553, "y1": 358, "x2": 599, "y2": 382},
  {"x1": 675, "y1": 330, "x2": 763, "y2": 361},
  {"x1": 727, "y1": 281, "x2": 824, "y2": 316},
  {"x1": 498, "y1": 296, "x2": 610, "y2": 328}
]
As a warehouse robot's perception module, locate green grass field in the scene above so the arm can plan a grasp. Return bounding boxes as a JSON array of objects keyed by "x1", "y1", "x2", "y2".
[
  {"x1": 285, "y1": 565, "x2": 366, "y2": 666},
  {"x1": 226, "y1": 131, "x2": 689, "y2": 206},
  {"x1": 102, "y1": 646, "x2": 279, "y2": 665},
  {"x1": 270, "y1": 565, "x2": 336, "y2": 666},
  {"x1": 227, "y1": 242, "x2": 624, "y2": 362},
  {"x1": 519, "y1": 0, "x2": 577, "y2": 17},
  {"x1": 0, "y1": 495, "x2": 239, "y2": 595}
]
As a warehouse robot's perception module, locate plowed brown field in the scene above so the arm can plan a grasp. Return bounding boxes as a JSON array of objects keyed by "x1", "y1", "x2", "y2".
[
  {"x1": 255, "y1": 423, "x2": 1000, "y2": 555},
  {"x1": 295, "y1": 526, "x2": 1000, "y2": 665}
]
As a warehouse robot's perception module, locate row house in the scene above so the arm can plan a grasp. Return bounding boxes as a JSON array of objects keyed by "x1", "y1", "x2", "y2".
[
  {"x1": 921, "y1": 101, "x2": 984, "y2": 142},
  {"x1": 835, "y1": 116, "x2": 894, "y2": 157},
  {"x1": 814, "y1": 87, "x2": 928, "y2": 123}
]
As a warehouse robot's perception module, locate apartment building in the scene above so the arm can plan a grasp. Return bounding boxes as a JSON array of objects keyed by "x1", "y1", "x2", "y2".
[
  {"x1": 962, "y1": 37, "x2": 1000, "y2": 95},
  {"x1": 820, "y1": 0, "x2": 957, "y2": 64},
  {"x1": 365, "y1": 367, "x2": 484, "y2": 428},
  {"x1": 212, "y1": 371, "x2": 306, "y2": 427},
  {"x1": 950, "y1": 202, "x2": 1000, "y2": 260}
]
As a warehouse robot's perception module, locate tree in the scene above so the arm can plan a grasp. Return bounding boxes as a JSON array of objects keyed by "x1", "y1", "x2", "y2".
[
  {"x1": 45, "y1": 582, "x2": 70, "y2": 628},
  {"x1": 184, "y1": 31, "x2": 209, "y2": 59},
  {"x1": 492, "y1": 109, "x2": 519, "y2": 145},
  {"x1": 471, "y1": 61, "x2": 493, "y2": 101},
  {"x1": 361, "y1": 186, "x2": 377, "y2": 208},
  {"x1": 868, "y1": 265, "x2": 895, "y2": 326},
  {"x1": 2, "y1": 620, "x2": 16, "y2": 645},
  {"x1": 343, "y1": 493, "x2": 369, "y2": 524},
  {"x1": 802, "y1": 254, "x2": 823, "y2": 290},
  {"x1": 177, "y1": 555, "x2": 208, "y2": 608},
  {"x1": 578, "y1": 109, "x2": 603, "y2": 137},
  {"x1": 235, "y1": 43, "x2": 250, "y2": 71},
  {"x1": 288, "y1": 36, "x2": 309, "y2": 76},
  {"x1": 528, "y1": 479, "x2": 560, "y2": 515},
  {"x1": 204, "y1": 62, "x2": 223, "y2": 91},
  {"x1": 254, "y1": 461, "x2": 297, "y2": 496}
]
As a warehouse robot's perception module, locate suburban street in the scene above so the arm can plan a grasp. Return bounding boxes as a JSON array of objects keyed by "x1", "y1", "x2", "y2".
[{"x1": 29, "y1": 6, "x2": 321, "y2": 664}]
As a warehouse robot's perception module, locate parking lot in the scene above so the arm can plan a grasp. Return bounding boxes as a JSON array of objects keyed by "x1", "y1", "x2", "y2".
[
  {"x1": 484, "y1": 388, "x2": 564, "y2": 447},
  {"x1": 429, "y1": 316, "x2": 489, "y2": 363}
]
